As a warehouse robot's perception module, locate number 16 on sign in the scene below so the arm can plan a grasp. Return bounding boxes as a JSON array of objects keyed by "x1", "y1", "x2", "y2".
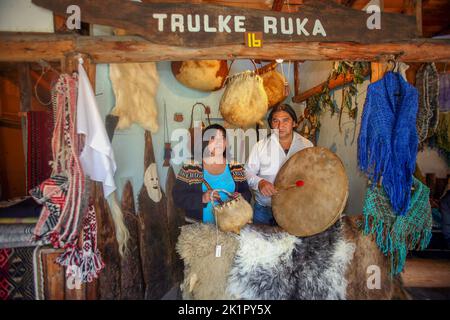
[{"x1": 245, "y1": 32, "x2": 263, "y2": 48}]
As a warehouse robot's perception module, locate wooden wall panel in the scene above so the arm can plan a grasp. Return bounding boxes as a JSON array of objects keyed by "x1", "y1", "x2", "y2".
[
  {"x1": 0, "y1": 70, "x2": 25, "y2": 200},
  {"x1": 42, "y1": 250, "x2": 65, "y2": 300}
]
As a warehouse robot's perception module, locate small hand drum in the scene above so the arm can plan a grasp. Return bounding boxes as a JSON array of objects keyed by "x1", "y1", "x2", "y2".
[{"x1": 272, "y1": 147, "x2": 348, "y2": 237}]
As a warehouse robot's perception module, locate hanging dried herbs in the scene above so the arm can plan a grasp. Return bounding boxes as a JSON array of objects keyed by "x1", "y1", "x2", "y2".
[{"x1": 306, "y1": 61, "x2": 369, "y2": 132}]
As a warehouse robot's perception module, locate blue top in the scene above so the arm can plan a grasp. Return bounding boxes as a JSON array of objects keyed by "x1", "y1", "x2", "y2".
[{"x1": 202, "y1": 165, "x2": 236, "y2": 224}]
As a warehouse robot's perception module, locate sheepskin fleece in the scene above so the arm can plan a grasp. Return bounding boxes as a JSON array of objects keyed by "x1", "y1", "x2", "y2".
[
  {"x1": 342, "y1": 216, "x2": 410, "y2": 300},
  {"x1": 176, "y1": 223, "x2": 239, "y2": 300},
  {"x1": 226, "y1": 221, "x2": 356, "y2": 300},
  {"x1": 176, "y1": 219, "x2": 409, "y2": 300},
  {"x1": 109, "y1": 62, "x2": 159, "y2": 132}
]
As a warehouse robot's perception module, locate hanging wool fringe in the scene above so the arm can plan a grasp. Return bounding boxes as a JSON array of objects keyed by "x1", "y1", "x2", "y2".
[
  {"x1": 362, "y1": 177, "x2": 432, "y2": 276},
  {"x1": 436, "y1": 112, "x2": 450, "y2": 153},
  {"x1": 57, "y1": 205, "x2": 105, "y2": 283},
  {"x1": 31, "y1": 74, "x2": 86, "y2": 247},
  {"x1": 416, "y1": 63, "x2": 440, "y2": 144},
  {"x1": 107, "y1": 192, "x2": 130, "y2": 257},
  {"x1": 30, "y1": 73, "x2": 104, "y2": 283}
]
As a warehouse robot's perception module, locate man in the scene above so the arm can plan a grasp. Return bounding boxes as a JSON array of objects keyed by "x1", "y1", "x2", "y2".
[{"x1": 245, "y1": 104, "x2": 314, "y2": 225}]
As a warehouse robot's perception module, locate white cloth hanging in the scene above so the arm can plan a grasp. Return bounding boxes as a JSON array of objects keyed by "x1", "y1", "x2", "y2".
[{"x1": 76, "y1": 58, "x2": 117, "y2": 197}]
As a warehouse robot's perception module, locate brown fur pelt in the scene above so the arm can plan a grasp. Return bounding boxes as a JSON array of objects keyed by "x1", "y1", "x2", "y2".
[
  {"x1": 176, "y1": 223, "x2": 239, "y2": 300},
  {"x1": 109, "y1": 62, "x2": 159, "y2": 132},
  {"x1": 342, "y1": 215, "x2": 410, "y2": 300}
]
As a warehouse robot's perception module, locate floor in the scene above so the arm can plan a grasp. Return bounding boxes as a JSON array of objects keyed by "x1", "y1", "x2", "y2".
[{"x1": 402, "y1": 250, "x2": 450, "y2": 300}]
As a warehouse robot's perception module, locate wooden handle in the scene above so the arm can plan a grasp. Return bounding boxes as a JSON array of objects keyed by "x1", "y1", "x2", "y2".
[{"x1": 276, "y1": 180, "x2": 305, "y2": 191}]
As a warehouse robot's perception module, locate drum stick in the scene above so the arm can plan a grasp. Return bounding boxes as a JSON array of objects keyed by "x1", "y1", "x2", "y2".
[{"x1": 276, "y1": 180, "x2": 305, "y2": 191}]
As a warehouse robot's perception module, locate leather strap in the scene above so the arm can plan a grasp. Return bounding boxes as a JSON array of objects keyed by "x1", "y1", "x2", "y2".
[
  {"x1": 202, "y1": 177, "x2": 224, "y2": 205},
  {"x1": 202, "y1": 178, "x2": 213, "y2": 191}
]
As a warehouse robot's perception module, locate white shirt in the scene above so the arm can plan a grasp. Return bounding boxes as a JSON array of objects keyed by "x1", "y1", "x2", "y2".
[{"x1": 245, "y1": 131, "x2": 313, "y2": 207}]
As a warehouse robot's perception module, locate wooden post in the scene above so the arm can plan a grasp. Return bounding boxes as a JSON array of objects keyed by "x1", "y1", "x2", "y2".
[
  {"x1": 294, "y1": 61, "x2": 300, "y2": 97},
  {"x1": 415, "y1": 0, "x2": 423, "y2": 37},
  {"x1": 17, "y1": 63, "x2": 32, "y2": 113},
  {"x1": 120, "y1": 181, "x2": 145, "y2": 299},
  {"x1": 42, "y1": 249, "x2": 65, "y2": 300},
  {"x1": 370, "y1": 1, "x2": 386, "y2": 83},
  {"x1": 138, "y1": 131, "x2": 172, "y2": 299},
  {"x1": 62, "y1": 53, "x2": 121, "y2": 300},
  {"x1": 426, "y1": 173, "x2": 436, "y2": 197},
  {"x1": 271, "y1": 0, "x2": 284, "y2": 11},
  {"x1": 165, "y1": 166, "x2": 185, "y2": 286},
  {"x1": 370, "y1": 62, "x2": 385, "y2": 83}
]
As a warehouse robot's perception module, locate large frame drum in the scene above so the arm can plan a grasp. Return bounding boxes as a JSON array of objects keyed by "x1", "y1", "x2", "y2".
[{"x1": 272, "y1": 147, "x2": 349, "y2": 237}]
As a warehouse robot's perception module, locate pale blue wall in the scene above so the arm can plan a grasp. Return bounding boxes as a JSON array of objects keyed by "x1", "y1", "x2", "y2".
[{"x1": 94, "y1": 60, "x2": 299, "y2": 206}]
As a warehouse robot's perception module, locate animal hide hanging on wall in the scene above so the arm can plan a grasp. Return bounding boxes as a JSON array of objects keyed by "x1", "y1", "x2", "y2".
[{"x1": 109, "y1": 62, "x2": 160, "y2": 132}]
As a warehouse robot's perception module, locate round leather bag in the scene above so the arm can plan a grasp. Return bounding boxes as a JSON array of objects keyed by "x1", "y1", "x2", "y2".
[
  {"x1": 171, "y1": 60, "x2": 229, "y2": 92},
  {"x1": 256, "y1": 62, "x2": 289, "y2": 108},
  {"x1": 211, "y1": 189, "x2": 253, "y2": 234},
  {"x1": 272, "y1": 147, "x2": 349, "y2": 237}
]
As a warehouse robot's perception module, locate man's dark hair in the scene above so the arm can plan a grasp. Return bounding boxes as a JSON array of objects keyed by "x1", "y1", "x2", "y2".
[{"x1": 267, "y1": 103, "x2": 298, "y2": 129}]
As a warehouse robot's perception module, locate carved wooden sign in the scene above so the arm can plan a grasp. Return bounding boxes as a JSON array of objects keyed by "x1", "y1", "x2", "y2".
[{"x1": 32, "y1": 0, "x2": 417, "y2": 47}]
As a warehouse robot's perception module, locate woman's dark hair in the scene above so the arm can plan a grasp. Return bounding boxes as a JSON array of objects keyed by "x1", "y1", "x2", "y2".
[{"x1": 202, "y1": 124, "x2": 227, "y2": 159}]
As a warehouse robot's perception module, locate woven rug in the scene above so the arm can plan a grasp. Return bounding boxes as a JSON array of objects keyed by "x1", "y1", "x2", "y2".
[
  {"x1": 0, "y1": 246, "x2": 36, "y2": 300},
  {"x1": 26, "y1": 111, "x2": 54, "y2": 191}
]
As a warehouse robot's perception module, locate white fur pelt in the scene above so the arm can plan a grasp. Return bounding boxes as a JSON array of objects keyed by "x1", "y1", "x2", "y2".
[
  {"x1": 226, "y1": 221, "x2": 356, "y2": 300},
  {"x1": 109, "y1": 63, "x2": 159, "y2": 132}
]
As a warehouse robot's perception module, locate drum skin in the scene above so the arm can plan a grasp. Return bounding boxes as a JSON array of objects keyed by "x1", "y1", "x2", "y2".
[{"x1": 272, "y1": 147, "x2": 349, "y2": 237}]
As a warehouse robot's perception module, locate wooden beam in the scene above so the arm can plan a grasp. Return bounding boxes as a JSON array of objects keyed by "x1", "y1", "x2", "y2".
[
  {"x1": 1, "y1": 34, "x2": 450, "y2": 63},
  {"x1": 32, "y1": 0, "x2": 417, "y2": 46},
  {"x1": 17, "y1": 63, "x2": 31, "y2": 112},
  {"x1": 339, "y1": 0, "x2": 357, "y2": 7},
  {"x1": 0, "y1": 33, "x2": 75, "y2": 62},
  {"x1": 142, "y1": 0, "x2": 273, "y2": 10},
  {"x1": 292, "y1": 67, "x2": 370, "y2": 103},
  {"x1": 370, "y1": 62, "x2": 385, "y2": 83},
  {"x1": 415, "y1": 0, "x2": 423, "y2": 37},
  {"x1": 272, "y1": 0, "x2": 284, "y2": 11},
  {"x1": 403, "y1": 258, "x2": 450, "y2": 288}
]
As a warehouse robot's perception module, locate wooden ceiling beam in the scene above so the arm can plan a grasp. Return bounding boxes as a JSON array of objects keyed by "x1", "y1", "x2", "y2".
[
  {"x1": 1, "y1": 33, "x2": 449, "y2": 63},
  {"x1": 272, "y1": 0, "x2": 284, "y2": 11}
]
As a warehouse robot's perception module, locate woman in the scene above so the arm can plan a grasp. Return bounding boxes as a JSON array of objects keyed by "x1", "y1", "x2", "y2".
[{"x1": 173, "y1": 124, "x2": 252, "y2": 223}]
